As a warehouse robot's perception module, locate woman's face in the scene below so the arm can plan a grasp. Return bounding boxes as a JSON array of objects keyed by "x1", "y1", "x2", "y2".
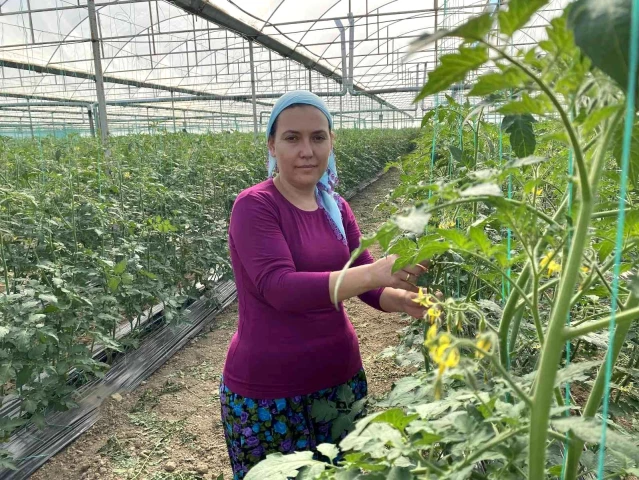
[{"x1": 268, "y1": 105, "x2": 334, "y2": 190}]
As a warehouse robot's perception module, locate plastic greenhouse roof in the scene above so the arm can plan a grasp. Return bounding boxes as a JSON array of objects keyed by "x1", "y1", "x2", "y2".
[{"x1": 0, "y1": 0, "x2": 569, "y2": 135}]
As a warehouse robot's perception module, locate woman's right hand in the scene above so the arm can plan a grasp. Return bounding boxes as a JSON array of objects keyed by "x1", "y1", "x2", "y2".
[{"x1": 369, "y1": 254, "x2": 430, "y2": 292}]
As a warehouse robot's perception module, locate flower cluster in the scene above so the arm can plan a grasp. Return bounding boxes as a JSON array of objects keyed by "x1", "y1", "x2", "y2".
[
  {"x1": 475, "y1": 334, "x2": 492, "y2": 359},
  {"x1": 540, "y1": 252, "x2": 562, "y2": 276},
  {"x1": 424, "y1": 324, "x2": 459, "y2": 399},
  {"x1": 412, "y1": 288, "x2": 441, "y2": 324},
  {"x1": 438, "y1": 219, "x2": 456, "y2": 229}
]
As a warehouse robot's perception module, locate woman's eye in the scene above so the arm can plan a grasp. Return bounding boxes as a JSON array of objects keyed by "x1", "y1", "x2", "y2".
[
  {"x1": 314, "y1": 136, "x2": 327, "y2": 141},
  {"x1": 285, "y1": 136, "x2": 297, "y2": 141}
]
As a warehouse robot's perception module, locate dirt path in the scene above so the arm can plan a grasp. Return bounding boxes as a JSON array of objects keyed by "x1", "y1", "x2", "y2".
[{"x1": 33, "y1": 170, "x2": 410, "y2": 480}]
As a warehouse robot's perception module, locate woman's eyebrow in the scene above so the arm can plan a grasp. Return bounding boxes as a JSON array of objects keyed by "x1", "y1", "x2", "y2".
[{"x1": 280, "y1": 129, "x2": 328, "y2": 135}]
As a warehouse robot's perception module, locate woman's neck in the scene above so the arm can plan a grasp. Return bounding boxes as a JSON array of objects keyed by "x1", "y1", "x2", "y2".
[{"x1": 273, "y1": 175, "x2": 318, "y2": 211}]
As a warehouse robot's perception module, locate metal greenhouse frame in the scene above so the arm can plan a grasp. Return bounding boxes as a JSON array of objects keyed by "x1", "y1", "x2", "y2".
[{"x1": 0, "y1": 0, "x2": 566, "y2": 138}]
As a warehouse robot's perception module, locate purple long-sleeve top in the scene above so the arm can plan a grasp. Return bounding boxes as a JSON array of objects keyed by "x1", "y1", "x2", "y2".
[{"x1": 222, "y1": 178, "x2": 386, "y2": 399}]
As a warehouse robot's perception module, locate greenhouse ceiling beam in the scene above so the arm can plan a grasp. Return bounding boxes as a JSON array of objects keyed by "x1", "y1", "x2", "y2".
[
  {"x1": 168, "y1": 0, "x2": 411, "y2": 118},
  {"x1": 0, "y1": 59, "x2": 272, "y2": 107},
  {"x1": 0, "y1": 0, "x2": 141, "y2": 16},
  {"x1": 0, "y1": 91, "x2": 91, "y2": 105}
]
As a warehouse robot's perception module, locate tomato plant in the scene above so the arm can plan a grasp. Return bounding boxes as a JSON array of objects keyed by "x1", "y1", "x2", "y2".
[{"x1": 248, "y1": 1, "x2": 639, "y2": 479}]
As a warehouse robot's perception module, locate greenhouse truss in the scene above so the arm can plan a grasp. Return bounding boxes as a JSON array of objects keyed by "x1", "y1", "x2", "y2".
[{"x1": 0, "y1": 0, "x2": 567, "y2": 138}]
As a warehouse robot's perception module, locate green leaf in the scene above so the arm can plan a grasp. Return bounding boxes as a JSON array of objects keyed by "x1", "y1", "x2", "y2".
[
  {"x1": 334, "y1": 469, "x2": 361, "y2": 480},
  {"x1": 316, "y1": 443, "x2": 339, "y2": 462},
  {"x1": 331, "y1": 415, "x2": 354, "y2": 440},
  {"x1": 370, "y1": 408, "x2": 419, "y2": 432},
  {"x1": 612, "y1": 121, "x2": 639, "y2": 190},
  {"x1": 469, "y1": 68, "x2": 525, "y2": 96},
  {"x1": 581, "y1": 105, "x2": 622, "y2": 137},
  {"x1": 337, "y1": 384, "x2": 355, "y2": 405},
  {"x1": 38, "y1": 293, "x2": 58, "y2": 304},
  {"x1": 498, "y1": 94, "x2": 551, "y2": 115},
  {"x1": 113, "y1": 259, "x2": 127, "y2": 275},
  {"x1": 421, "y1": 109, "x2": 436, "y2": 128},
  {"x1": 386, "y1": 467, "x2": 412, "y2": 480},
  {"x1": 415, "y1": 237, "x2": 450, "y2": 264},
  {"x1": 296, "y1": 463, "x2": 326, "y2": 479},
  {"x1": 409, "y1": 13, "x2": 494, "y2": 52},
  {"x1": 453, "y1": 13, "x2": 495, "y2": 40},
  {"x1": 506, "y1": 155, "x2": 547, "y2": 168},
  {"x1": 16, "y1": 365, "x2": 32, "y2": 389},
  {"x1": 340, "y1": 423, "x2": 404, "y2": 452},
  {"x1": 0, "y1": 326, "x2": 9, "y2": 340},
  {"x1": 552, "y1": 417, "x2": 639, "y2": 461},
  {"x1": 568, "y1": 0, "x2": 638, "y2": 93},
  {"x1": 394, "y1": 208, "x2": 431, "y2": 234},
  {"x1": 539, "y1": 16, "x2": 577, "y2": 56},
  {"x1": 311, "y1": 399, "x2": 338, "y2": 422},
  {"x1": 468, "y1": 226, "x2": 493, "y2": 255},
  {"x1": 415, "y1": 47, "x2": 489, "y2": 101},
  {"x1": 554, "y1": 360, "x2": 600, "y2": 386},
  {"x1": 108, "y1": 276, "x2": 121, "y2": 293},
  {"x1": 244, "y1": 452, "x2": 320, "y2": 480},
  {"x1": 439, "y1": 229, "x2": 473, "y2": 250},
  {"x1": 502, "y1": 114, "x2": 537, "y2": 158},
  {"x1": 449, "y1": 146, "x2": 463, "y2": 163},
  {"x1": 0, "y1": 363, "x2": 14, "y2": 384},
  {"x1": 388, "y1": 238, "x2": 418, "y2": 273},
  {"x1": 499, "y1": 0, "x2": 550, "y2": 37},
  {"x1": 23, "y1": 399, "x2": 38, "y2": 414}
]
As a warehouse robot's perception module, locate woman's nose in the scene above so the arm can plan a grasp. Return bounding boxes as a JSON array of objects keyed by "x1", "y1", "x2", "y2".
[{"x1": 298, "y1": 137, "x2": 313, "y2": 157}]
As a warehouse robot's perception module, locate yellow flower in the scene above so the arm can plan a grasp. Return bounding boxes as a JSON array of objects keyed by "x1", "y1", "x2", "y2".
[
  {"x1": 535, "y1": 188, "x2": 543, "y2": 196},
  {"x1": 123, "y1": 171, "x2": 131, "y2": 180},
  {"x1": 424, "y1": 327, "x2": 459, "y2": 399},
  {"x1": 547, "y1": 260, "x2": 562, "y2": 276},
  {"x1": 412, "y1": 287, "x2": 435, "y2": 307},
  {"x1": 439, "y1": 219, "x2": 456, "y2": 229},
  {"x1": 475, "y1": 336, "x2": 492, "y2": 358},
  {"x1": 426, "y1": 323, "x2": 438, "y2": 345},
  {"x1": 540, "y1": 254, "x2": 551, "y2": 269},
  {"x1": 427, "y1": 306, "x2": 441, "y2": 324},
  {"x1": 443, "y1": 347, "x2": 460, "y2": 368},
  {"x1": 581, "y1": 266, "x2": 590, "y2": 274}
]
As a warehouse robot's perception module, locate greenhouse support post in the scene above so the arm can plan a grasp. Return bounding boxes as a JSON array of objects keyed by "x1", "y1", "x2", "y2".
[
  {"x1": 249, "y1": 39, "x2": 258, "y2": 137},
  {"x1": 87, "y1": 0, "x2": 108, "y2": 143}
]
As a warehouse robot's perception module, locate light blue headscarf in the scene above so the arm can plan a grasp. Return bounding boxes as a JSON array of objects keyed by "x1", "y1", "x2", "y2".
[{"x1": 266, "y1": 90, "x2": 346, "y2": 244}]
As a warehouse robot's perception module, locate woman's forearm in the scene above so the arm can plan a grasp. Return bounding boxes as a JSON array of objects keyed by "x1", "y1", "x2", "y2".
[{"x1": 328, "y1": 264, "x2": 378, "y2": 304}]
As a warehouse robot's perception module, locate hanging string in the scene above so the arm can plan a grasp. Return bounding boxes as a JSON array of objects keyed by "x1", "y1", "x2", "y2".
[{"x1": 597, "y1": 0, "x2": 639, "y2": 477}]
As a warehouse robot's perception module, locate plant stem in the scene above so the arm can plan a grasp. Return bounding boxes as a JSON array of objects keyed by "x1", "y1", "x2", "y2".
[
  {"x1": 488, "y1": 354, "x2": 532, "y2": 407},
  {"x1": 527, "y1": 113, "x2": 620, "y2": 480},
  {"x1": 563, "y1": 305, "x2": 639, "y2": 339},
  {"x1": 499, "y1": 264, "x2": 531, "y2": 367},
  {"x1": 507, "y1": 302, "x2": 527, "y2": 355},
  {"x1": 563, "y1": 293, "x2": 639, "y2": 480}
]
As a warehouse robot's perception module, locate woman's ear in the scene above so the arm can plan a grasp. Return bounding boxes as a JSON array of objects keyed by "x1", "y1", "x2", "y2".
[{"x1": 267, "y1": 136, "x2": 276, "y2": 157}]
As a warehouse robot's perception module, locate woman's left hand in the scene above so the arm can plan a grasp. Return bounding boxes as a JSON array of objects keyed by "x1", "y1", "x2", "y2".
[
  {"x1": 381, "y1": 288, "x2": 442, "y2": 319},
  {"x1": 399, "y1": 290, "x2": 430, "y2": 319}
]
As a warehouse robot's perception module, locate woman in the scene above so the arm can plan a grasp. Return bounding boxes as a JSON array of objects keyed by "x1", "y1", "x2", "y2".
[{"x1": 219, "y1": 91, "x2": 429, "y2": 478}]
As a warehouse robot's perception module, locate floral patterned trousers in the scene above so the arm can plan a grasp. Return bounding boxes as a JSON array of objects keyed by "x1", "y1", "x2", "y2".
[{"x1": 219, "y1": 369, "x2": 367, "y2": 479}]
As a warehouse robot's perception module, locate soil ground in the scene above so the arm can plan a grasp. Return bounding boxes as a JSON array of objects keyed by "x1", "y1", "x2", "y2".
[{"x1": 32, "y1": 170, "x2": 411, "y2": 480}]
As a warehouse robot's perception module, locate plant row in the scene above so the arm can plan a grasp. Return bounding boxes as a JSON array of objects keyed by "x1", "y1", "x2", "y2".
[{"x1": 0, "y1": 128, "x2": 418, "y2": 446}]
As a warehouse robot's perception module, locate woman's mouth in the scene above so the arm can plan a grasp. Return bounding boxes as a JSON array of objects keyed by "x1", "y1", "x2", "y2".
[{"x1": 296, "y1": 165, "x2": 317, "y2": 169}]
